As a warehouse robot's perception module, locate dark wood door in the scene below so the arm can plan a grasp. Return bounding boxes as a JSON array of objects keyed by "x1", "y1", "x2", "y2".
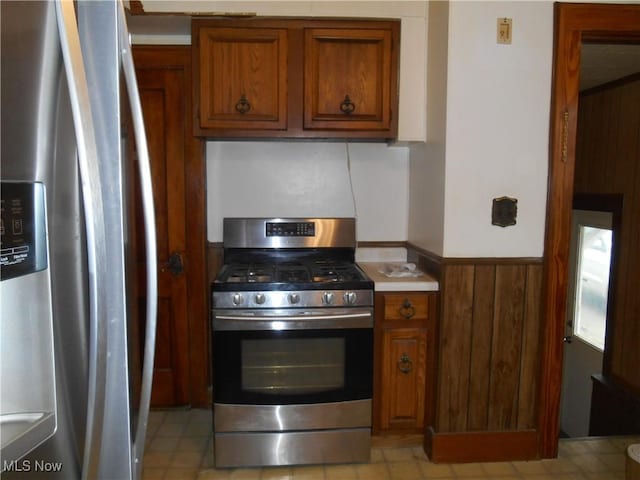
[
  {"x1": 541, "y1": 3, "x2": 640, "y2": 457},
  {"x1": 136, "y1": 67, "x2": 189, "y2": 406},
  {"x1": 130, "y1": 47, "x2": 207, "y2": 407}
]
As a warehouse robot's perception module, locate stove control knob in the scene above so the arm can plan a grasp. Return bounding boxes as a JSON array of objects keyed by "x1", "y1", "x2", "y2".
[
  {"x1": 322, "y1": 292, "x2": 335, "y2": 305},
  {"x1": 288, "y1": 293, "x2": 301, "y2": 305},
  {"x1": 343, "y1": 291, "x2": 357, "y2": 305},
  {"x1": 254, "y1": 293, "x2": 266, "y2": 305},
  {"x1": 232, "y1": 293, "x2": 244, "y2": 306}
]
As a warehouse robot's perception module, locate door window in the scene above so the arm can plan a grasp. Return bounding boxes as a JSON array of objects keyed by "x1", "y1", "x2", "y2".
[{"x1": 568, "y1": 210, "x2": 613, "y2": 351}]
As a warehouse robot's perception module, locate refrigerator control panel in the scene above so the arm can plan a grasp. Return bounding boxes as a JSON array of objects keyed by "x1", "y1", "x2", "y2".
[{"x1": 1, "y1": 182, "x2": 48, "y2": 280}]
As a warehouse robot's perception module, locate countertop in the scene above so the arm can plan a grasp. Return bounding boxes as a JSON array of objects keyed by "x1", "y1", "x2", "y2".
[{"x1": 358, "y1": 262, "x2": 439, "y2": 292}]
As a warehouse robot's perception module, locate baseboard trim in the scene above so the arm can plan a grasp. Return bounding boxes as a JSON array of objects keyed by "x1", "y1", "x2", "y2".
[
  {"x1": 371, "y1": 433, "x2": 423, "y2": 448},
  {"x1": 425, "y1": 428, "x2": 539, "y2": 463}
]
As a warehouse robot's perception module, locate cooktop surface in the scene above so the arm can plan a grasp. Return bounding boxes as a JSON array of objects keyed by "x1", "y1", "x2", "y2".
[{"x1": 214, "y1": 259, "x2": 373, "y2": 292}]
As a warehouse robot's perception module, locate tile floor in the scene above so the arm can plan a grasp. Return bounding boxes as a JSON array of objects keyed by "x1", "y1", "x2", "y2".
[{"x1": 142, "y1": 408, "x2": 639, "y2": 480}]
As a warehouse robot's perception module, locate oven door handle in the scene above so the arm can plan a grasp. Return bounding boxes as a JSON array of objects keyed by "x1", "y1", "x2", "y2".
[{"x1": 213, "y1": 311, "x2": 373, "y2": 330}]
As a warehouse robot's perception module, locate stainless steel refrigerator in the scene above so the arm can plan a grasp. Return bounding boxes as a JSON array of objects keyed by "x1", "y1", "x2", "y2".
[{"x1": 1, "y1": 1, "x2": 157, "y2": 479}]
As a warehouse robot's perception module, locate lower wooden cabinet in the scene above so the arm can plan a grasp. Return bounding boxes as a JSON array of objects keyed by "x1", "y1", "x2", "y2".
[
  {"x1": 374, "y1": 292, "x2": 437, "y2": 434},
  {"x1": 380, "y1": 328, "x2": 428, "y2": 430}
]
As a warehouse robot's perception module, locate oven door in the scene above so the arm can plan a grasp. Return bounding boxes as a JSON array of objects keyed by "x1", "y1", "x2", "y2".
[{"x1": 212, "y1": 308, "x2": 373, "y2": 406}]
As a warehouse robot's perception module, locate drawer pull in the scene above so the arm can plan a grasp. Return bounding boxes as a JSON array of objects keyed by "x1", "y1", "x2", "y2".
[
  {"x1": 340, "y1": 94, "x2": 355, "y2": 115},
  {"x1": 399, "y1": 299, "x2": 415, "y2": 319},
  {"x1": 398, "y1": 353, "x2": 413, "y2": 373},
  {"x1": 235, "y1": 94, "x2": 251, "y2": 114}
]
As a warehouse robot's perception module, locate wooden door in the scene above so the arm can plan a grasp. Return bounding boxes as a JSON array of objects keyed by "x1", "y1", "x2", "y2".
[
  {"x1": 129, "y1": 48, "x2": 206, "y2": 407},
  {"x1": 303, "y1": 25, "x2": 398, "y2": 133},
  {"x1": 196, "y1": 26, "x2": 288, "y2": 131},
  {"x1": 136, "y1": 66, "x2": 189, "y2": 406},
  {"x1": 540, "y1": 3, "x2": 640, "y2": 457}
]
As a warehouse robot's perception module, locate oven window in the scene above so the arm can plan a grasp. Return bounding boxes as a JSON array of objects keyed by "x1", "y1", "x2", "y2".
[
  {"x1": 242, "y1": 338, "x2": 345, "y2": 395},
  {"x1": 213, "y1": 328, "x2": 372, "y2": 405}
]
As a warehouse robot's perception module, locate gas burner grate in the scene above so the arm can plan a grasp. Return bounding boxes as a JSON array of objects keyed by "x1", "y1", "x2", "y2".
[
  {"x1": 225, "y1": 264, "x2": 275, "y2": 283},
  {"x1": 310, "y1": 263, "x2": 364, "y2": 283},
  {"x1": 276, "y1": 263, "x2": 310, "y2": 283}
]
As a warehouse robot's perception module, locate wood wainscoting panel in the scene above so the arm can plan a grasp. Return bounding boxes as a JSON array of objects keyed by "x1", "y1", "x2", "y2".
[
  {"x1": 519, "y1": 264, "x2": 543, "y2": 429},
  {"x1": 488, "y1": 265, "x2": 527, "y2": 430},
  {"x1": 437, "y1": 265, "x2": 475, "y2": 432},
  {"x1": 435, "y1": 260, "x2": 543, "y2": 435},
  {"x1": 467, "y1": 265, "x2": 495, "y2": 430}
]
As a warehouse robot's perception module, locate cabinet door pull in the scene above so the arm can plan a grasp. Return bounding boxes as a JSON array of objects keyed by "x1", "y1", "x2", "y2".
[
  {"x1": 340, "y1": 94, "x2": 355, "y2": 114},
  {"x1": 235, "y1": 94, "x2": 251, "y2": 114},
  {"x1": 399, "y1": 299, "x2": 415, "y2": 319},
  {"x1": 398, "y1": 353, "x2": 413, "y2": 373}
]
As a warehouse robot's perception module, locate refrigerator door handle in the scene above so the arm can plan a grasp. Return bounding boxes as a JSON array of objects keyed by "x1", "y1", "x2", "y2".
[
  {"x1": 117, "y1": 2, "x2": 158, "y2": 478},
  {"x1": 54, "y1": 1, "x2": 108, "y2": 479}
]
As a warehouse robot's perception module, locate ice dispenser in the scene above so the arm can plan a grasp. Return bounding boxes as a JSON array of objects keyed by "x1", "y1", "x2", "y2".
[{"x1": 1, "y1": 182, "x2": 57, "y2": 466}]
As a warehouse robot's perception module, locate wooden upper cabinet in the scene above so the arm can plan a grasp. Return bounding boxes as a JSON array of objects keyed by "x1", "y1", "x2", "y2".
[
  {"x1": 196, "y1": 26, "x2": 288, "y2": 131},
  {"x1": 192, "y1": 18, "x2": 400, "y2": 139},
  {"x1": 304, "y1": 27, "x2": 396, "y2": 133}
]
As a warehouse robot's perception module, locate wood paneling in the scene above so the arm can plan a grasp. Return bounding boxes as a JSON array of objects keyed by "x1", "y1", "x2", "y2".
[
  {"x1": 467, "y1": 266, "x2": 494, "y2": 430},
  {"x1": 488, "y1": 265, "x2": 526, "y2": 430},
  {"x1": 518, "y1": 266, "x2": 543, "y2": 430},
  {"x1": 438, "y1": 265, "x2": 474, "y2": 432},
  {"x1": 434, "y1": 261, "x2": 542, "y2": 434},
  {"x1": 574, "y1": 74, "x2": 640, "y2": 396},
  {"x1": 406, "y1": 257, "x2": 544, "y2": 462}
]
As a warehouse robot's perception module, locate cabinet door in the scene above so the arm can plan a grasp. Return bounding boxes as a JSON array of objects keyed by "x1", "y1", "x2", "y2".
[
  {"x1": 197, "y1": 27, "x2": 288, "y2": 130},
  {"x1": 304, "y1": 27, "x2": 398, "y2": 133},
  {"x1": 380, "y1": 328, "x2": 427, "y2": 431}
]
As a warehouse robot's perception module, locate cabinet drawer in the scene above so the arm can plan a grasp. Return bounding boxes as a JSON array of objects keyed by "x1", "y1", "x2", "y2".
[{"x1": 382, "y1": 293, "x2": 429, "y2": 321}]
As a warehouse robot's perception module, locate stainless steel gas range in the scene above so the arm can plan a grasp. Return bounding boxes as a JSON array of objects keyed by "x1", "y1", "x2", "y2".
[{"x1": 211, "y1": 218, "x2": 374, "y2": 468}]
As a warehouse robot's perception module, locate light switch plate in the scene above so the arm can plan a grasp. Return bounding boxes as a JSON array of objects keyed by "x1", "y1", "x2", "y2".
[{"x1": 497, "y1": 18, "x2": 512, "y2": 44}]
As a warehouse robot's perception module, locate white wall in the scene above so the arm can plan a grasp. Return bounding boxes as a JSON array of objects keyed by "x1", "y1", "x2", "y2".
[
  {"x1": 408, "y1": 1, "x2": 553, "y2": 258},
  {"x1": 206, "y1": 142, "x2": 410, "y2": 242},
  {"x1": 408, "y1": 0, "x2": 448, "y2": 256},
  {"x1": 443, "y1": 1, "x2": 552, "y2": 257}
]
